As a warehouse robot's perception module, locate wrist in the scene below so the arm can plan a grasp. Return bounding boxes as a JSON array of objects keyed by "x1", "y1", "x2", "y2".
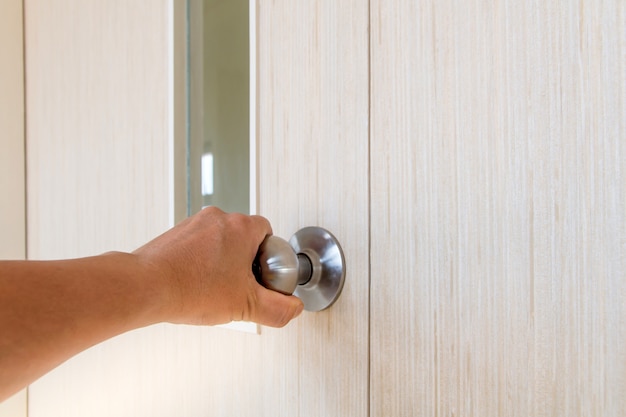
[{"x1": 102, "y1": 251, "x2": 175, "y2": 326}]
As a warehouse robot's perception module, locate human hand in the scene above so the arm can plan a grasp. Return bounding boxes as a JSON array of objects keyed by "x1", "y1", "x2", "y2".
[{"x1": 133, "y1": 207, "x2": 304, "y2": 327}]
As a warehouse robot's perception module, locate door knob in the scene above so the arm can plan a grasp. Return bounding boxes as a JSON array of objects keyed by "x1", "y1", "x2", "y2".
[{"x1": 253, "y1": 227, "x2": 346, "y2": 312}]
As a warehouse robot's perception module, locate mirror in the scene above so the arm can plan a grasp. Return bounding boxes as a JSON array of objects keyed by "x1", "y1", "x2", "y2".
[{"x1": 188, "y1": 0, "x2": 251, "y2": 216}]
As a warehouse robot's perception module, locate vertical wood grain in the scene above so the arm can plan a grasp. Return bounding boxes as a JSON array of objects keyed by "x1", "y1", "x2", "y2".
[
  {"x1": 25, "y1": 1, "x2": 173, "y2": 415},
  {"x1": 25, "y1": 0, "x2": 172, "y2": 261},
  {"x1": 21, "y1": 0, "x2": 621, "y2": 415},
  {"x1": 370, "y1": 0, "x2": 625, "y2": 415},
  {"x1": 25, "y1": 1, "x2": 369, "y2": 416},
  {"x1": 256, "y1": 1, "x2": 370, "y2": 415}
]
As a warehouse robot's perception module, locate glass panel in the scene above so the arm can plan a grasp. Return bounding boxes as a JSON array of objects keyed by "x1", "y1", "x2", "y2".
[
  {"x1": 188, "y1": 0, "x2": 250, "y2": 215},
  {"x1": 187, "y1": 0, "x2": 257, "y2": 333}
]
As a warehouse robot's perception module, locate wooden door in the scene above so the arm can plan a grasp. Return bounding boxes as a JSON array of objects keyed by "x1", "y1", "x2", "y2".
[
  {"x1": 370, "y1": 0, "x2": 625, "y2": 415},
  {"x1": 24, "y1": 0, "x2": 624, "y2": 416},
  {"x1": 26, "y1": 1, "x2": 368, "y2": 416}
]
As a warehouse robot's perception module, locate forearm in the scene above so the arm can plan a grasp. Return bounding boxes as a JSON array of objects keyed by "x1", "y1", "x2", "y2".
[
  {"x1": 0, "y1": 252, "x2": 169, "y2": 400},
  {"x1": 0, "y1": 208, "x2": 303, "y2": 401}
]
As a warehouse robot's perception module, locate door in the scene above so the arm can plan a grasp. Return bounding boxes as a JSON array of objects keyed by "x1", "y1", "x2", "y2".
[
  {"x1": 24, "y1": 0, "x2": 624, "y2": 416},
  {"x1": 370, "y1": 1, "x2": 625, "y2": 415},
  {"x1": 26, "y1": 1, "x2": 368, "y2": 415}
]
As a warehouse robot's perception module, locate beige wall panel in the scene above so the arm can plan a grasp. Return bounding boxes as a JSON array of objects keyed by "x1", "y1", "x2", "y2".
[
  {"x1": 0, "y1": 0, "x2": 26, "y2": 260},
  {"x1": 0, "y1": 390, "x2": 27, "y2": 417},
  {"x1": 370, "y1": 0, "x2": 625, "y2": 416},
  {"x1": 0, "y1": 0, "x2": 27, "y2": 415}
]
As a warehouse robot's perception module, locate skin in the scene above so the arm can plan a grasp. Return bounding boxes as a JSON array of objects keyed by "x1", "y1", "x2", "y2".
[{"x1": 0, "y1": 207, "x2": 304, "y2": 401}]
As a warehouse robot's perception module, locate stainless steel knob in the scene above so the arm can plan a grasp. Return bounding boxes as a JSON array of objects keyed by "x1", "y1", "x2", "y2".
[{"x1": 253, "y1": 227, "x2": 346, "y2": 312}]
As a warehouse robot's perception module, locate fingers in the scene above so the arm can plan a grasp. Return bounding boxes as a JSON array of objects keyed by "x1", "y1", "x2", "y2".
[
  {"x1": 149, "y1": 206, "x2": 300, "y2": 327},
  {"x1": 220, "y1": 212, "x2": 273, "y2": 260},
  {"x1": 202, "y1": 207, "x2": 271, "y2": 239},
  {"x1": 243, "y1": 214, "x2": 301, "y2": 327},
  {"x1": 248, "y1": 214, "x2": 273, "y2": 245},
  {"x1": 253, "y1": 286, "x2": 304, "y2": 328},
  {"x1": 250, "y1": 214, "x2": 273, "y2": 235}
]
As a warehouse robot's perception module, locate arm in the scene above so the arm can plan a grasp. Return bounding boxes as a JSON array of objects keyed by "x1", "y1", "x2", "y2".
[{"x1": 0, "y1": 207, "x2": 304, "y2": 401}]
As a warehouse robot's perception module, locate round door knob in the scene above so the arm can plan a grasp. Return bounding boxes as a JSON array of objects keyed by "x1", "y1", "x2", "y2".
[{"x1": 253, "y1": 227, "x2": 346, "y2": 312}]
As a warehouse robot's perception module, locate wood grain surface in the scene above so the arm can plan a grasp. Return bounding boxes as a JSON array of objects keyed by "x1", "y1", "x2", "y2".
[
  {"x1": 25, "y1": 1, "x2": 369, "y2": 416},
  {"x1": 22, "y1": 0, "x2": 624, "y2": 416},
  {"x1": 370, "y1": 0, "x2": 625, "y2": 415}
]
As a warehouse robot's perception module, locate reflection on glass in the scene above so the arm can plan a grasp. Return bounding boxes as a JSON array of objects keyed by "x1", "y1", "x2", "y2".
[
  {"x1": 201, "y1": 153, "x2": 214, "y2": 196},
  {"x1": 188, "y1": 0, "x2": 250, "y2": 214}
]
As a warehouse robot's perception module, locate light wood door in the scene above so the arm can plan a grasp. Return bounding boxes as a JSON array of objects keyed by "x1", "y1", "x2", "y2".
[
  {"x1": 26, "y1": 1, "x2": 368, "y2": 416},
  {"x1": 24, "y1": 0, "x2": 624, "y2": 416},
  {"x1": 370, "y1": 0, "x2": 625, "y2": 415}
]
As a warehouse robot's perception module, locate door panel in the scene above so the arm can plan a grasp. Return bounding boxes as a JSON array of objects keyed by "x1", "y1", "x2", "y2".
[
  {"x1": 255, "y1": 1, "x2": 369, "y2": 414},
  {"x1": 24, "y1": 0, "x2": 173, "y2": 261},
  {"x1": 24, "y1": 0, "x2": 623, "y2": 415},
  {"x1": 25, "y1": 1, "x2": 174, "y2": 415},
  {"x1": 25, "y1": 1, "x2": 368, "y2": 416},
  {"x1": 370, "y1": 1, "x2": 625, "y2": 415}
]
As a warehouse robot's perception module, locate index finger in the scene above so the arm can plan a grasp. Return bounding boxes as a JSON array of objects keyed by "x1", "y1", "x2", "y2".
[{"x1": 249, "y1": 214, "x2": 273, "y2": 242}]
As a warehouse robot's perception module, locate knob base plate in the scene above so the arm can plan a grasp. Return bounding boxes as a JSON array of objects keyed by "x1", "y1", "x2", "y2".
[{"x1": 289, "y1": 227, "x2": 346, "y2": 312}]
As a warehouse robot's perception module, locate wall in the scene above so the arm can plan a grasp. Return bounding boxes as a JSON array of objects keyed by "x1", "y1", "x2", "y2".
[
  {"x1": 0, "y1": 0, "x2": 27, "y2": 415},
  {"x1": 0, "y1": 0, "x2": 26, "y2": 258}
]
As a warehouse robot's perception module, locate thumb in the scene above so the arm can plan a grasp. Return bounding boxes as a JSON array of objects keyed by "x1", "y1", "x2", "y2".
[{"x1": 253, "y1": 287, "x2": 304, "y2": 328}]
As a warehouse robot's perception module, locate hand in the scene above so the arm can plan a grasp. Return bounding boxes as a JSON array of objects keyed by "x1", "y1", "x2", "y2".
[
  {"x1": 0, "y1": 207, "x2": 303, "y2": 400},
  {"x1": 133, "y1": 207, "x2": 304, "y2": 327}
]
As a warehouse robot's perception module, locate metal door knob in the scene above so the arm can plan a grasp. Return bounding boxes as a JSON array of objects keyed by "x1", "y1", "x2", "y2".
[{"x1": 253, "y1": 227, "x2": 346, "y2": 312}]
